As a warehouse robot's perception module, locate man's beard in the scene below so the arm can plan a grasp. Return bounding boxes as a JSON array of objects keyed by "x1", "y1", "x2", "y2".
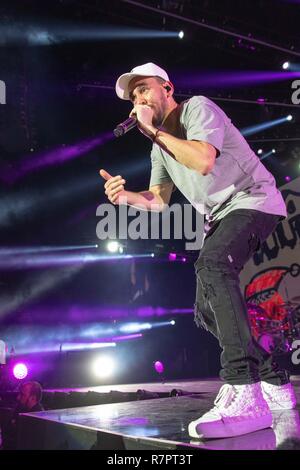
[
  {"x1": 153, "y1": 115, "x2": 163, "y2": 127},
  {"x1": 152, "y1": 106, "x2": 166, "y2": 127},
  {"x1": 152, "y1": 93, "x2": 168, "y2": 127}
]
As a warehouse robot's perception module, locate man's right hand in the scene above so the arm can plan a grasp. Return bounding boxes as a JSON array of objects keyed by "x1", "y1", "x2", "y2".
[{"x1": 99, "y1": 169, "x2": 126, "y2": 205}]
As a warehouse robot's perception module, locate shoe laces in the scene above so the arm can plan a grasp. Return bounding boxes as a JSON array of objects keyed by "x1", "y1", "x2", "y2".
[{"x1": 214, "y1": 384, "x2": 237, "y2": 409}]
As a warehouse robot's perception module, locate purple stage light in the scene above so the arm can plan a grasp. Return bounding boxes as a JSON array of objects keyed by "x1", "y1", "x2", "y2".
[
  {"x1": 13, "y1": 363, "x2": 28, "y2": 380},
  {"x1": 154, "y1": 361, "x2": 164, "y2": 374},
  {"x1": 111, "y1": 333, "x2": 143, "y2": 342},
  {"x1": 3, "y1": 131, "x2": 114, "y2": 183},
  {"x1": 0, "y1": 252, "x2": 153, "y2": 270},
  {"x1": 61, "y1": 342, "x2": 116, "y2": 352},
  {"x1": 168, "y1": 253, "x2": 177, "y2": 261},
  {"x1": 175, "y1": 70, "x2": 300, "y2": 90},
  {"x1": 285, "y1": 176, "x2": 291, "y2": 182}
]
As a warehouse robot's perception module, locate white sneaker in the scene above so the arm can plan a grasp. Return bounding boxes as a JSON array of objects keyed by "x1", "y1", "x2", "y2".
[
  {"x1": 261, "y1": 381, "x2": 297, "y2": 410},
  {"x1": 271, "y1": 410, "x2": 300, "y2": 448},
  {"x1": 188, "y1": 383, "x2": 272, "y2": 439},
  {"x1": 190, "y1": 427, "x2": 276, "y2": 450}
]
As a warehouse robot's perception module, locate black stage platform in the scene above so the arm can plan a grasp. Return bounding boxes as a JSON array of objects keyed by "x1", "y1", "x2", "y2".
[{"x1": 18, "y1": 377, "x2": 300, "y2": 450}]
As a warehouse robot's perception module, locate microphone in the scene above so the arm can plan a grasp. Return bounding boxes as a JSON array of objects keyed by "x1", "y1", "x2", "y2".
[{"x1": 113, "y1": 116, "x2": 137, "y2": 137}]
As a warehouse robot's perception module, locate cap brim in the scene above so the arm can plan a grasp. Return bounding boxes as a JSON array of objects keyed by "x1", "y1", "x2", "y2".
[{"x1": 115, "y1": 72, "x2": 142, "y2": 100}]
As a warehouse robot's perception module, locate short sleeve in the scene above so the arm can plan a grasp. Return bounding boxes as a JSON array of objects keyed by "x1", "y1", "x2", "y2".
[
  {"x1": 149, "y1": 145, "x2": 172, "y2": 188},
  {"x1": 185, "y1": 97, "x2": 227, "y2": 153}
]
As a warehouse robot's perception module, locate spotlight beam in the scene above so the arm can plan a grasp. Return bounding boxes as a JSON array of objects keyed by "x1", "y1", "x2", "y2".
[
  {"x1": 259, "y1": 150, "x2": 274, "y2": 161},
  {"x1": 175, "y1": 71, "x2": 300, "y2": 90},
  {"x1": 0, "y1": 157, "x2": 151, "y2": 227},
  {"x1": 2, "y1": 326, "x2": 143, "y2": 356},
  {"x1": 0, "y1": 253, "x2": 154, "y2": 270},
  {"x1": 0, "y1": 245, "x2": 98, "y2": 256},
  {"x1": 0, "y1": 266, "x2": 82, "y2": 320},
  {"x1": 283, "y1": 62, "x2": 300, "y2": 71},
  {"x1": 61, "y1": 342, "x2": 116, "y2": 352},
  {"x1": 0, "y1": 23, "x2": 179, "y2": 45},
  {"x1": 241, "y1": 116, "x2": 292, "y2": 137},
  {"x1": 5, "y1": 131, "x2": 114, "y2": 183}
]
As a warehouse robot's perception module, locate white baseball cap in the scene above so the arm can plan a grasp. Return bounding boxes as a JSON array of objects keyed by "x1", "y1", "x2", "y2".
[{"x1": 115, "y1": 62, "x2": 170, "y2": 100}]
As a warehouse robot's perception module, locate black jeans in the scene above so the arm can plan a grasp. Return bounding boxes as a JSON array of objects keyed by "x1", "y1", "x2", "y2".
[{"x1": 194, "y1": 209, "x2": 289, "y2": 385}]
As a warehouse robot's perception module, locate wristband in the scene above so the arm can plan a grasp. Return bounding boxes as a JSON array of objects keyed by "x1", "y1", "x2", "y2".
[{"x1": 152, "y1": 128, "x2": 160, "y2": 143}]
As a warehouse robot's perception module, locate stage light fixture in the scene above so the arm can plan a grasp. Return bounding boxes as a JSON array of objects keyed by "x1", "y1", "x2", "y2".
[
  {"x1": 106, "y1": 241, "x2": 121, "y2": 253},
  {"x1": 154, "y1": 360, "x2": 164, "y2": 374},
  {"x1": 13, "y1": 363, "x2": 28, "y2": 380},
  {"x1": 257, "y1": 149, "x2": 263, "y2": 155},
  {"x1": 282, "y1": 61, "x2": 290, "y2": 70},
  {"x1": 106, "y1": 240, "x2": 124, "y2": 254},
  {"x1": 272, "y1": 149, "x2": 276, "y2": 154},
  {"x1": 286, "y1": 114, "x2": 293, "y2": 121},
  {"x1": 178, "y1": 31, "x2": 184, "y2": 39},
  {"x1": 92, "y1": 356, "x2": 116, "y2": 379}
]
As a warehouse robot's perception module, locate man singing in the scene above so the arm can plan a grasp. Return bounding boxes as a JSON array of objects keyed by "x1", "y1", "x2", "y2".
[{"x1": 100, "y1": 63, "x2": 296, "y2": 439}]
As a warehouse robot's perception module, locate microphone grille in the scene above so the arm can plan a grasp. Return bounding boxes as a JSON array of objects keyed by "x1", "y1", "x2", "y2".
[{"x1": 113, "y1": 125, "x2": 124, "y2": 137}]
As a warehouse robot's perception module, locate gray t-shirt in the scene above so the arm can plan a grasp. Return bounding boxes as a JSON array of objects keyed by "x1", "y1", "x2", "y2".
[{"x1": 149, "y1": 96, "x2": 287, "y2": 223}]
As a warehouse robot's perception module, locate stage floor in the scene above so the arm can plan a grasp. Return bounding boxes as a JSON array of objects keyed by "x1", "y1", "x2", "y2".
[{"x1": 19, "y1": 376, "x2": 300, "y2": 450}]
